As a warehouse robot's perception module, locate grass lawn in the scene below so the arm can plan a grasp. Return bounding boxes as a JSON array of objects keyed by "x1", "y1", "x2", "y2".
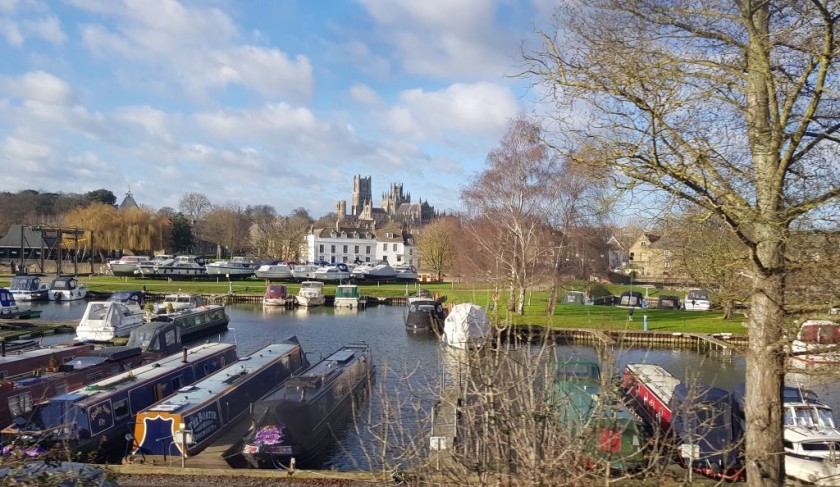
[{"x1": 0, "y1": 275, "x2": 748, "y2": 335}]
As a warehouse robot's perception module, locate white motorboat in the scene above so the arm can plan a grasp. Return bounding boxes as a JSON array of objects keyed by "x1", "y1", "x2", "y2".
[
  {"x1": 107, "y1": 255, "x2": 150, "y2": 277},
  {"x1": 441, "y1": 303, "x2": 491, "y2": 350},
  {"x1": 314, "y1": 263, "x2": 351, "y2": 282},
  {"x1": 137, "y1": 255, "x2": 207, "y2": 279},
  {"x1": 75, "y1": 300, "x2": 147, "y2": 342},
  {"x1": 48, "y1": 276, "x2": 88, "y2": 301},
  {"x1": 0, "y1": 288, "x2": 19, "y2": 316},
  {"x1": 394, "y1": 264, "x2": 418, "y2": 282},
  {"x1": 9, "y1": 275, "x2": 49, "y2": 302},
  {"x1": 255, "y1": 263, "x2": 294, "y2": 281},
  {"x1": 295, "y1": 281, "x2": 325, "y2": 307},
  {"x1": 291, "y1": 264, "x2": 321, "y2": 282},
  {"x1": 205, "y1": 256, "x2": 260, "y2": 279},
  {"x1": 134, "y1": 254, "x2": 174, "y2": 275},
  {"x1": 789, "y1": 319, "x2": 840, "y2": 368},
  {"x1": 684, "y1": 288, "x2": 711, "y2": 311},
  {"x1": 152, "y1": 293, "x2": 205, "y2": 315},
  {"x1": 334, "y1": 284, "x2": 362, "y2": 308},
  {"x1": 350, "y1": 260, "x2": 396, "y2": 281}
]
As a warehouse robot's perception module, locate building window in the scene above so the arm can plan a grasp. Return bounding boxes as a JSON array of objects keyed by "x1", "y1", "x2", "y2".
[
  {"x1": 366, "y1": 246, "x2": 371, "y2": 254},
  {"x1": 354, "y1": 245, "x2": 359, "y2": 254},
  {"x1": 397, "y1": 255, "x2": 402, "y2": 262},
  {"x1": 331, "y1": 245, "x2": 335, "y2": 253},
  {"x1": 393, "y1": 243, "x2": 398, "y2": 251},
  {"x1": 319, "y1": 244, "x2": 324, "y2": 253},
  {"x1": 383, "y1": 243, "x2": 387, "y2": 251},
  {"x1": 409, "y1": 248, "x2": 413, "y2": 255},
  {"x1": 343, "y1": 245, "x2": 348, "y2": 253}
]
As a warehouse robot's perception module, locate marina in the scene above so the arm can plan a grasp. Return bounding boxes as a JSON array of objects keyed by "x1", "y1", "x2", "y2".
[{"x1": 3, "y1": 299, "x2": 838, "y2": 477}]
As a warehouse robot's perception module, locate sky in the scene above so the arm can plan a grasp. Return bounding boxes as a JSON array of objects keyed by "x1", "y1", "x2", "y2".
[{"x1": 0, "y1": 0, "x2": 557, "y2": 218}]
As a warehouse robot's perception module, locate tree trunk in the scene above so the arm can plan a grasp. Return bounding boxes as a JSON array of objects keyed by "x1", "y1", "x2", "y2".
[{"x1": 744, "y1": 230, "x2": 786, "y2": 485}]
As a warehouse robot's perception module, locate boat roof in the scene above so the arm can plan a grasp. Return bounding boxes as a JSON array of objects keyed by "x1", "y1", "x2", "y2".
[
  {"x1": 625, "y1": 363, "x2": 680, "y2": 404},
  {"x1": 46, "y1": 342, "x2": 236, "y2": 407},
  {"x1": 141, "y1": 340, "x2": 301, "y2": 414},
  {"x1": 260, "y1": 343, "x2": 368, "y2": 401}
]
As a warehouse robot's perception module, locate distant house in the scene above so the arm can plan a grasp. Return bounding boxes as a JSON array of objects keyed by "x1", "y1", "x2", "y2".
[{"x1": 625, "y1": 232, "x2": 689, "y2": 282}]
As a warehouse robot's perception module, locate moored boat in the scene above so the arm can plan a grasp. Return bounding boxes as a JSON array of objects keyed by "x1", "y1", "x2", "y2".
[
  {"x1": 295, "y1": 281, "x2": 325, "y2": 307},
  {"x1": 148, "y1": 305, "x2": 230, "y2": 343},
  {"x1": 789, "y1": 319, "x2": 840, "y2": 368},
  {"x1": 622, "y1": 363, "x2": 743, "y2": 481},
  {"x1": 0, "y1": 288, "x2": 19, "y2": 316},
  {"x1": 393, "y1": 264, "x2": 418, "y2": 282},
  {"x1": 263, "y1": 284, "x2": 292, "y2": 307},
  {"x1": 0, "y1": 320, "x2": 194, "y2": 431},
  {"x1": 74, "y1": 300, "x2": 147, "y2": 342},
  {"x1": 47, "y1": 276, "x2": 88, "y2": 302},
  {"x1": 441, "y1": 303, "x2": 490, "y2": 349},
  {"x1": 152, "y1": 293, "x2": 204, "y2": 315},
  {"x1": 291, "y1": 263, "x2": 320, "y2": 282},
  {"x1": 0, "y1": 342, "x2": 94, "y2": 380},
  {"x1": 129, "y1": 338, "x2": 309, "y2": 460},
  {"x1": 1, "y1": 342, "x2": 238, "y2": 462},
  {"x1": 240, "y1": 342, "x2": 374, "y2": 468},
  {"x1": 732, "y1": 384, "x2": 840, "y2": 486},
  {"x1": 334, "y1": 284, "x2": 362, "y2": 308},
  {"x1": 8, "y1": 276, "x2": 49, "y2": 302},
  {"x1": 553, "y1": 360, "x2": 647, "y2": 474},
  {"x1": 405, "y1": 296, "x2": 447, "y2": 333}
]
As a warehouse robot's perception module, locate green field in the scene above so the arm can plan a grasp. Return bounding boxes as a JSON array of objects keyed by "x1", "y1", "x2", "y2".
[{"x1": 0, "y1": 275, "x2": 748, "y2": 335}]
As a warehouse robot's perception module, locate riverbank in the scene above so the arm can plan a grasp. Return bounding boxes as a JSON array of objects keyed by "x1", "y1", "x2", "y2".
[{"x1": 0, "y1": 274, "x2": 749, "y2": 335}]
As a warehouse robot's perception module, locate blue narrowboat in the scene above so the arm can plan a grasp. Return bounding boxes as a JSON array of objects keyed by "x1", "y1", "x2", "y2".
[
  {"x1": 241, "y1": 342, "x2": 374, "y2": 468},
  {"x1": 2, "y1": 342, "x2": 237, "y2": 460},
  {"x1": 130, "y1": 337, "x2": 308, "y2": 459}
]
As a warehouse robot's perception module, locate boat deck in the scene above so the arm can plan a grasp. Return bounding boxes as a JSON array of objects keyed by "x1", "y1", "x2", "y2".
[{"x1": 131, "y1": 415, "x2": 251, "y2": 468}]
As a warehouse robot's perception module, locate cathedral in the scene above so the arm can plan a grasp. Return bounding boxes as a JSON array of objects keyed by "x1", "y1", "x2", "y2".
[{"x1": 336, "y1": 175, "x2": 435, "y2": 227}]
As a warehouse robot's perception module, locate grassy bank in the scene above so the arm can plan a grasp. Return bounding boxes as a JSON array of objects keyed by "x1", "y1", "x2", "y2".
[{"x1": 0, "y1": 275, "x2": 748, "y2": 335}]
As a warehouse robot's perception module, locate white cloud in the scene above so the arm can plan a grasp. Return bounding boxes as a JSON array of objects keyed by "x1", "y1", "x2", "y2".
[
  {"x1": 75, "y1": 0, "x2": 313, "y2": 102},
  {"x1": 115, "y1": 105, "x2": 176, "y2": 144},
  {"x1": 0, "y1": 71, "x2": 74, "y2": 104},
  {"x1": 358, "y1": 0, "x2": 516, "y2": 78},
  {"x1": 0, "y1": 0, "x2": 17, "y2": 14},
  {"x1": 349, "y1": 83, "x2": 384, "y2": 106},
  {"x1": 0, "y1": 18, "x2": 22, "y2": 46},
  {"x1": 24, "y1": 15, "x2": 65, "y2": 44},
  {"x1": 2, "y1": 134, "x2": 51, "y2": 161},
  {"x1": 387, "y1": 82, "x2": 520, "y2": 139}
]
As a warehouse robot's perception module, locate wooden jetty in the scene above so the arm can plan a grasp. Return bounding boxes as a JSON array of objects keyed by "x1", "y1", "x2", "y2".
[
  {"x1": 0, "y1": 320, "x2": 77, "y2": 341},
  {"x1": 428, "y1": 386, "x2": 461, "y2": 470}
]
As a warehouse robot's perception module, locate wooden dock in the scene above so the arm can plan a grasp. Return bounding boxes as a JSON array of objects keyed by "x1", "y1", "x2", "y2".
[
  {"x1": 428, "y1": 386, "x2": 461, "y2": 470},
  {"x1": 127, "y1": 415, "x2": 251, "y2": 469},
  {"x1": 0, "y1": 320, "x2": 77, "y2": 341}
]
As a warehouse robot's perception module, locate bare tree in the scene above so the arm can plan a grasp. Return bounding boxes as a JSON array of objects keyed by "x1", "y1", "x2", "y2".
[
  {"x1": 178, "y1": 192, "x2": 212, "y2": 225},
  {"x1": 416, "y1": 217, "x2": 458, "y2": 281},
  {"x1": 525, "y1": 1, "x2": 840, "y2": 483},
  {"x1": 462, "y1": 118, "x2": 562, "y2": 315},
  {"x1": 202, "y1": 204, "x2": 251, "y2": 257}
]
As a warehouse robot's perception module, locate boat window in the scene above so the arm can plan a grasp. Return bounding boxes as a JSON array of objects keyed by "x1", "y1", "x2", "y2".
[
  {"x1": 817, "y1": 407, "x2": 836, "y2": 428},
  {"x1": 8, "y1": 392, "x2": 33, "y2": 416},
  {"x1": 172, "y1": 377, "x2": 182, "y2": 391},
  {"x1": 86, "y1": 372, "x2": 104, "y2": 382},
  {"x1": 88, "y1": 303, "x2": 109, "y2": 320},
  {"x1": 784, "y1": 409, "x2": 795, "y2": 426},
  {"x1": 113, "y1": 399, "x2": 130, "y2": 419},
  {"x1": 795, "y1": 407, "x2": 816, "y2": 427}
]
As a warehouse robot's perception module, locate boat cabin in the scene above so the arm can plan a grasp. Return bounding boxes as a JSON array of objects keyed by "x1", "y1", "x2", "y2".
[{"x1": 0, "y1": 288, "x2": 18, "y2": 315}]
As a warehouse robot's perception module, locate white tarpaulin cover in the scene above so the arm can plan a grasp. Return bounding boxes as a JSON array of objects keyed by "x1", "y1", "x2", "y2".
[{"x1": 442, "y1": 303, "x2": 490, "y2": 349}]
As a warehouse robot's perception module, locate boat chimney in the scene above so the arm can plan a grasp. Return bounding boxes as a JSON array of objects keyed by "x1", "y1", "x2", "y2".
[{"x1": 182, "y1": 347, "x2": 188, "y2": 363}]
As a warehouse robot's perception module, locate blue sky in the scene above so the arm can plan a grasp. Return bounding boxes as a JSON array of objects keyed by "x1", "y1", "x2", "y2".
[{"x1": 0, "y1": 0, "x2": 554, "y2": 217}]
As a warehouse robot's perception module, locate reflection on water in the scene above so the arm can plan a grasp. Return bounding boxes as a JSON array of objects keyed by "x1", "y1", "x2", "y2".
[{"x1": 23, "y1": 301, "x2": 840, "y2": 469}]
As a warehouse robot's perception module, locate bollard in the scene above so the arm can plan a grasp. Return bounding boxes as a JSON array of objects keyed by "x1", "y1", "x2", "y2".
[{"x1": 643, "y1": 314, "x2": 648, "y2": 332}]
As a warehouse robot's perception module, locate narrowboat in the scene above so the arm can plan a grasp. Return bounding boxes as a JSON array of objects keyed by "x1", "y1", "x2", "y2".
[
  {"x1": 0, "y1": 343, "x2": 94, "y2": 380},
  {"x1": 622, "y1": 364, "x2": 743, "y2": 481},
  {"x1": 8, "y1": 276, "x2": 49, "y2": 302},
  {"x1": 130, "y1": 338, "x2": 309, "y2": 460},
  {"x1": 241, "y1": 342, "x2": 374, "y2": 468},
  {"x1": 553, "y1": 360, "x2": 647, "y2": 474},
  {"x1": 1, "y1": 342, "x2": 238, "y2": 461},
  {"x1": 148, "y1": 305, "x2": 230, "y2": 343}
]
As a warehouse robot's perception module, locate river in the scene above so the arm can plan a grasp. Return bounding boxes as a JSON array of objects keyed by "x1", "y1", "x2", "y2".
[{"x1": 23, "y1": 300, "x2": 840, "y2": 470}]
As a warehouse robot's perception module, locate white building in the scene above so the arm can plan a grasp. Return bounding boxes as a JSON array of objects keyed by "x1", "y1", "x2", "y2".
[{"x1": 303, "y1": 225, "x2": 416, "y2": 266}]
